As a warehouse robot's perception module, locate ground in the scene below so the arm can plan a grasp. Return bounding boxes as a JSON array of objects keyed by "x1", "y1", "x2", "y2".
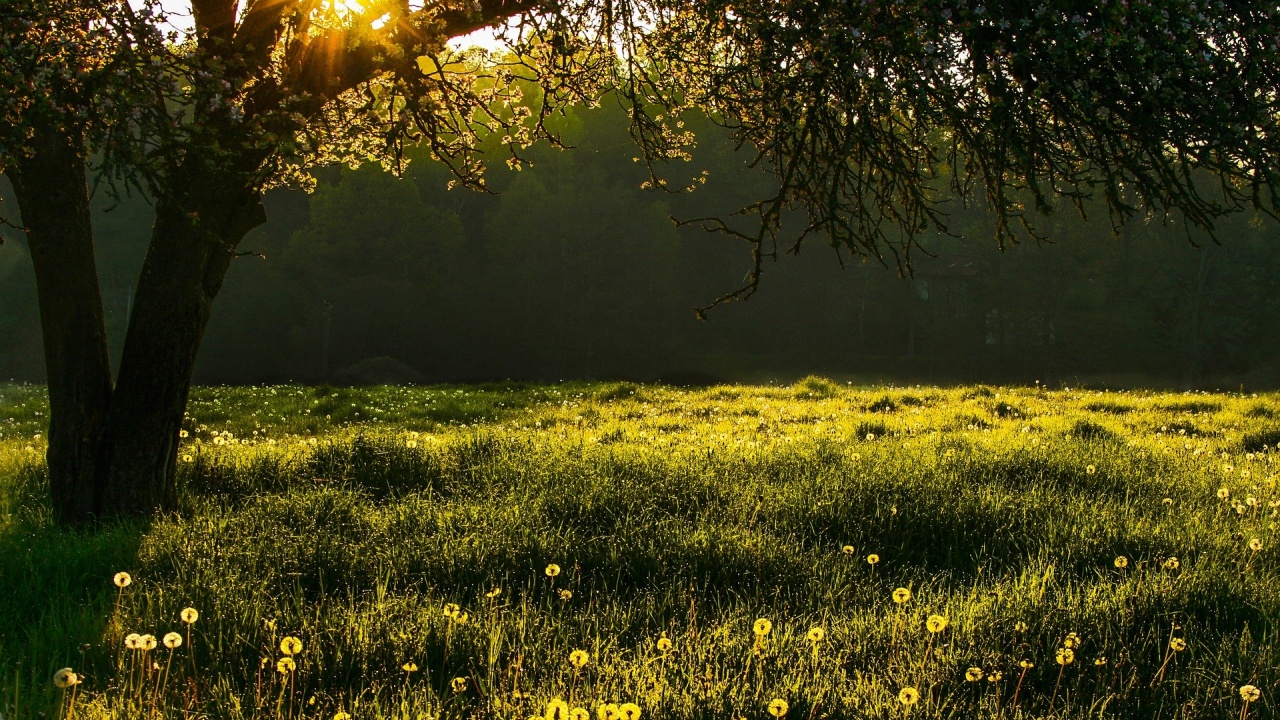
[{"x1": 1, "y1": 378, "x2": 1277, "y2": 719}]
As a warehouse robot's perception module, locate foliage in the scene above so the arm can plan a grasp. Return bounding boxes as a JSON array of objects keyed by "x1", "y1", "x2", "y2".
[{"x1": 2, "y1": 381, "x2": 1278, "y2": 718}]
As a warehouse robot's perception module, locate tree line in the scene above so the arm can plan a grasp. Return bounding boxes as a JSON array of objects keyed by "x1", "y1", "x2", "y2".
[{"x1": 4, "y1": 102, "x2": 1277, "y2": 389}]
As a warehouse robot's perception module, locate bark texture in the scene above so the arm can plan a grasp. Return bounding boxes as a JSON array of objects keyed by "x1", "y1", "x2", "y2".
[
  {"x1": 99, "y1": 169, "x2": 265, "y2": 516},
  {"x1": 7, "y1": 128, "x2": 114, "y2": 524}
]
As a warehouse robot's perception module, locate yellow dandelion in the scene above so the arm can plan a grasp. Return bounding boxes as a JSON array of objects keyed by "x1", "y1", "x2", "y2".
[
  {"x1": 1019, "y1": 659, "x2": 1035, "y2": 669},
  {"x1": 443, "y1": 603, "x2": 460, "y2": 618},
  {"x1": 866, "y1": 554, "x2": 880, "y2": 565},
  {"x1": 893, "y1": 587, "x2": 912, "y2": 604},
  {"x1": 1240, "y1": 685, "x2": 1261, "y2": 702},
  {"x1": 841, "y1": 545, "x2": 856, "y2": 556},
  {"x1": 1218, "y1": 487, "x2": 1231, "y2": 500},
  {"x1": 113, "y1": 572, "x2": 132, "y2": 588},
  {"x1": 806, "y1": 626, "x2": 825, "y2": 643},
  {"x1": 1056, "y1": 648, "x2": 1075, "y2": 665},
  {"x1": 753, "y1": 618, "x2": 773, "y2": 637},
  {"x1": 1095, "y1": 656, "x2": 1108, "y2": 666},
  {"x1": 569, "y1": 649, "x2": 590, "y2": 668},
  {"x1": 569, "y1": 709, "x2": 590, "y2": 720},
  {"x1": 485, "y1": 587, "x2": 502, "y2": 598},
  {"x1": 596, "y1": 703, "x2": 620, "y2": 720},
  {"x1": 965, "y1": 667, "x2": 984, "y2": 682},
  {"x1": 1169, "y1": 637, "x2": 1187, "y2": 652},
  {"x1": 180, "y1": 607, "x2": 199, "y2": 624},
  {"x1": 333, "y1": 713, "x2": 352, "y2": 720},
  {"x1": 451, "y1": 676, "x2": 467, "y2": 692},
  {"x1": 1164, "y1": 557, "x2": 1181, "y2": 570},
  {"x1": 406, "y1": 439, "x2": 418, "y2": 448},
  {"x1": 1162, "y1": 497, "x2": 1173, "y2": 506},
  {"x1": 280, "y1": 636, "x2": 303, "y2": 656},
  {"x1": 1086, "y1": 464, "x2": 1096, "y2": 475},
  {"x1": 656, "y1": 635, "x2": 673, "y2": 653},
  {"x1": 559, "y1": 589, "x2": 574, "y2": 601},
  {"x1": 163, "y1": 632, "x2": 182, "y2": 649},
  {"x1": 402, "y1": 662, "x2": 418, "y2": 673},
  {"x1": 987, "y1": 671, "x2": 1003, "y2": 682},
  {"x1": 1249, "y1": 538, "x2": 1263, "y2": 552},
  {"x1": 276, "y1": 656, "x2": 296, "y2": 674},
  {"x1": 1063, "y1": 632, "x2": 1080, "y2": 649},
  {"x1": 926, "y1": 615, "x2": 948, "y2": 633},
  {"x1": 139, "y1": 634, "x2": 157, "y2": 651},
  {"x1": 898, "y1": 687, "x2": 919, "y2": 706},
  {"x1": 545, "y1": 564, "x2": 561, "y2": 577},
  {"x1": 618, "y1": 703, "x2": 641, "y2": 720},
  {"x1": 767, "y1": 698, "x2": 789, "y2": 717},
  {"x1": 124, "y1": 633, "x2": 141, "y2": 650},
  {"x1": 52, "y1": 668, "x2": 80, "y2": 689},
  {"x1": 545, "y1": 698, "x2": 571, "y2": 720},
  {"x1": 1114, "y1": 556, "x2": 1129, "y2": 569}
]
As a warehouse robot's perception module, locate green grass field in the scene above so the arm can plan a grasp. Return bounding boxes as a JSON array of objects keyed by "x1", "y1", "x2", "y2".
[{"x1": 2, "y1": 379, "x2": 1278, "y2": 720}]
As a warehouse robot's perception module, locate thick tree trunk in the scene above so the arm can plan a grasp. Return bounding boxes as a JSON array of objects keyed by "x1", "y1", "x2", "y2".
[
  {"x1": 7, "y1": 128, "x2": 114, "y2": 524},
  {"x1": 99, "y1": 171, "x2": 265, "y2": 516}
]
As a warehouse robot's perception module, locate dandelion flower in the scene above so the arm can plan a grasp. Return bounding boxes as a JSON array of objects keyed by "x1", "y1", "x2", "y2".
[
  {"x1": 767, "y1": 698, "x2": 789, "y2": 717},
  {"x1": 139, "y1": 634, "x2": 157, "y2": 651},
  {"x1": 987, "y1": 671, "x2": 1003, "y2": 682},
  {"x1": 1063, "y1": 632, "x2": 1080, "y2": 649},
  {"x1": 180, "y1": 607, "x2": 199, "y2": 624},
  {"x1": 898, "y1": 687, "x2": 919, "y2": 706},
  {"x1": 1169, "y1": 638, "x2": 1187, "y2": 652},
  {"x1": 1019, "y1": 659, "x2": 1035, "y2": 669},
  {"x1": 276, "y1": 657, "x2": 296, "y2": 674},
  {"x1": 333, "y1": 713, "x2": 352, "y2": 720},
  {"x1": 1086, "y1": 464, "x2": 1097, "y2": 475},
  {"x1": 1114, "y1": 556, "x2": 1129, "y2": 569},
  {"x1": 545, "y1": 699, "x2": 571, "y2": 720},
  {"x1": 618, "y1": 703, "x2": 641, "y2": 720},
  {"x1": 52, "y1": 668, "x2": 80, "y2": 689},
  {"x1": 443, "y1": 603, "x2": 460, "y2": 618},
  {"x1": 1094, "y1": 656, "x2": 1108, "y2": 666},
  {"x1": 559, "y1": 589, "x2": 573, "y2": 601},
  {"x1": 124, "y1": 633, "x2": 141, "y2": 649},
  {"x1": 1218, "y1": 487, "x2": 1231, "y2": 500},
  {"x1": 406, "y1": 439, "x2": 418, "y2": 448},
  {"x1": 569, "y1": 649, "x2": 590, "y2": 668},
  {"x1": 656, "y1": 635, "x2": 673, "y2": 653},
  {"x1": 1240, "y1": 685, "x2": 1261, "y2": 702},
  {"x1": 545, "y1": 564, "x2": 561, "y2": 577},
  {"x1": 1162, "y1": 497, "x2": 1173, "y2": 506},
  {"x1": 753, "y1": 618, "x2": 773, "y2": 637},
  {"x1": 893, "y1": 588, "x2": 912, "y2": 604},
  {"x1": 1249, "y1": 538, "x2": 1263, "y2": 552},
  {"x1": 806, "y1": 627, "x2": 825, "y2": 643},
  {"x1": 570, "y1": 709, "x2": 590, "y2": 720},
  {"x1": 113, "y1": 572, "x2": 132, "y2": 588},
  {"x1": 280, "y1": 636, "x2": 303, "y2": 656},
  {"x1": 596, "y1": 703, "x2": 620, "y2": 720},
  {"x1": 841, "y1": 545, "x2": 856, "y2": 556},
  {"x1": 926, "y1": 615, "x2": 948, "y2": 633},
  {"x1": 485, "y1": 587, "x2": 502, "y2": 598},
  {"x1": 451, "y1": 676, "x2": 467, "y2": 692},
  {"x1": 965, "y1": 667, "x2": 984, "y2": 682},
  {"x1": 402, "y1": 662, "x2": 418, "y2": 673},
  {"x1": 1163, "y1": 557, "x2": 1181, "y2": 570},
  {"x1": 163, "y1": 632, "x2": 182, "y2": 649},
  {"x1": 1056, "y1": 648, "x2": 1075, "y2": 665},
  {"x1": 866, "y1": 554, "x2": 880, "y2": 565}
]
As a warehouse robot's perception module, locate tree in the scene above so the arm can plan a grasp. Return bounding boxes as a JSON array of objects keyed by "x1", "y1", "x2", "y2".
[{"x1": 4, "y1": 0, "x2": 1279, "y2": 521}]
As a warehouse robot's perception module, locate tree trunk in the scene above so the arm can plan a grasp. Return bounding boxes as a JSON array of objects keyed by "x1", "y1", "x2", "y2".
[
  {"x1": 99, "y1": 171, "x2": 265, "y2": 516},
  {"x1": 7, "y1": 128, "x2": 114, "y2": 524}
]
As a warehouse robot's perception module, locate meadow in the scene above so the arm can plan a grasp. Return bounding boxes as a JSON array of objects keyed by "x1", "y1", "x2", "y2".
[{"x1": 1, "y1": 378, "x2": 1277, "y2": 720}]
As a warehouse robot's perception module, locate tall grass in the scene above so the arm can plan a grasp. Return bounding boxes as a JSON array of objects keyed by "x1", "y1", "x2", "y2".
[{"x1": 1, "y1": 380, "x2": 1276, "y2": 719}]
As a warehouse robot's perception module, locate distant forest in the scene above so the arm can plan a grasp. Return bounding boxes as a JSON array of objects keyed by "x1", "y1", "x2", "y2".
[{"x1": 3, "y1": 101, "x2": 1278, "y2": 388}]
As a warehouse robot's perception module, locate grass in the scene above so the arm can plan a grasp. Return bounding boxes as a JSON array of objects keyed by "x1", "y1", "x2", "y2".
[{"x1": 1, "y1": 379, "x2": 1277, "y2": 719}]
